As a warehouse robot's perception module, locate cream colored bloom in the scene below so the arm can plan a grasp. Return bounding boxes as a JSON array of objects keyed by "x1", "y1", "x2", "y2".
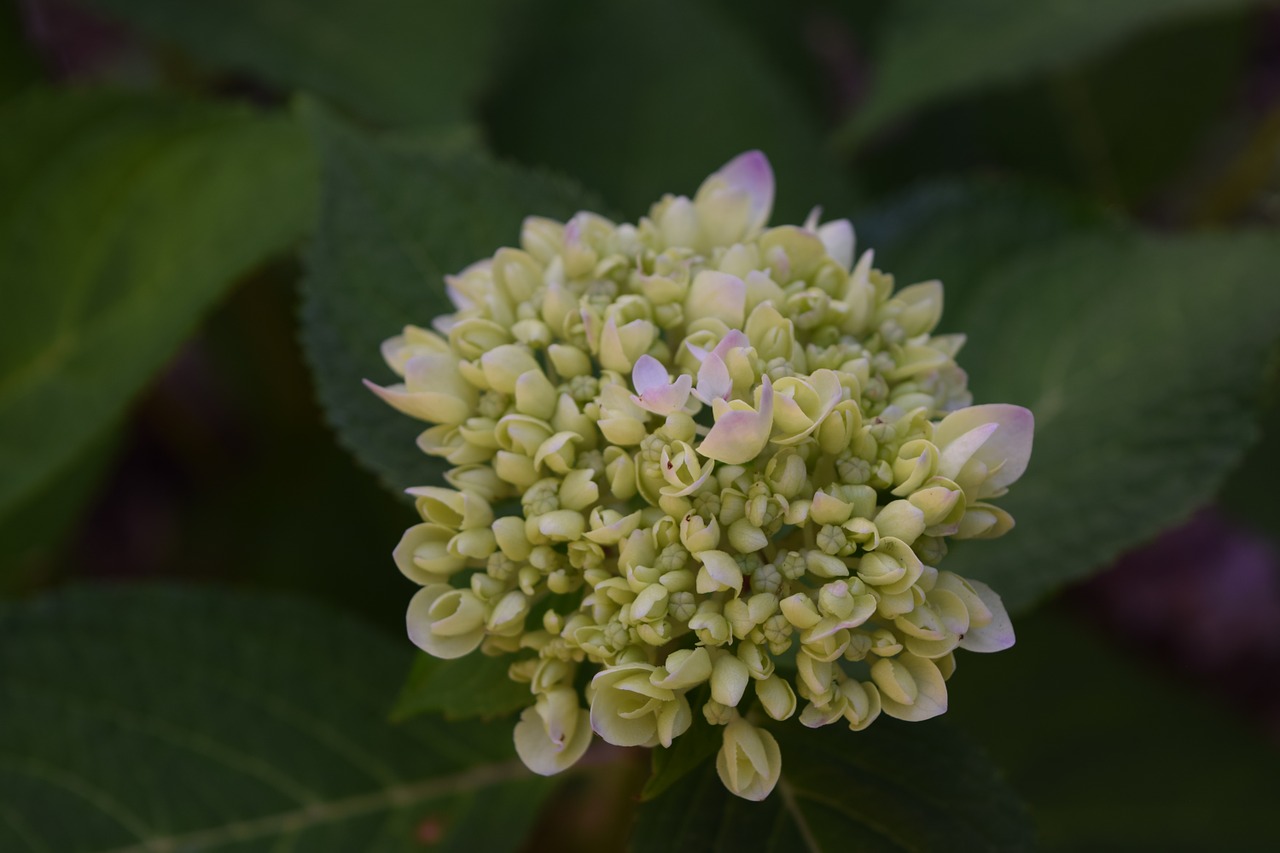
[
  {"x1": 370, "y1": 149, "x2": 1032, "y2": 799},
  {"x1": 716, "y1": 716, "x2": 782, "y2": 801}
]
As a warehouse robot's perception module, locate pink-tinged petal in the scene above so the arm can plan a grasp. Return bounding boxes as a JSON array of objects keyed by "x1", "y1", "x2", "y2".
[
  {"x1": 694, "y1": 354, "x2": 732, "y2": 404},
  {"x1": 713, "y1": 151, "x2": 775, "y2": 232},
  {"x1": 633, "y1": 374, "x2": 693, "y2": 416},
  {"x1": 698, "y1": 377, "x2": 775, "y2": 465},
  {"x1": 632, "y1": 354, "x2": 669, "y2": 396},
  {"x1": 711, "y1": 329, "x2": 750, "y2": 361},
  {"x1": 936, "y1": 404, "x2": 1035, "y2": 491},
  {"x1": 958, "y1": 580, "x2": 1015, "y2": 653},
  {"x1": 686, "y1": 329, "x2": 749, "y2": 366}
]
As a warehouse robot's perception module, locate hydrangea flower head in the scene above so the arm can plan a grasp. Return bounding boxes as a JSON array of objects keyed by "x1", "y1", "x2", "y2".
[{"x1": 369, "y1": 152, "x2": 1033, "y2": 800}]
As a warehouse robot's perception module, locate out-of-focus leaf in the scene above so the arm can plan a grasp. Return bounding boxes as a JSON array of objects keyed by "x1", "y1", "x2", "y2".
[
  {"x1": 850, "y1": 12, "x2": 1249, "y2": 209},
  {"x1": 80, "y1": 0, "x2": 504, "y2": 127},
  {"x1": 300, "y1": 105, "x2": 602, "y2": 496},
  {"x1": 857, "y1": 178, "x2": 1116, "y2": 315},
  {"x1": 633, "y1": 718, "x2": 1031, "y2": 852},
  {"x1": 0, "y1": 2, "x2": 41, "y2": 100},
  {"x1": 0, "y1": 429, "x2": 117, "y2": 594},
  {"x1": 484, "y1": 0, "x2": 853, "y2": 222},
  {"x1": 0, "y1": 583, "x2": 550, "y2": 851},
  {"x1": 836, "y1": 0, "x2": 1261, "y2": 150},
  {"x1": 0, "y1": 89, "x2": 315, "y2": 520},
  {"x1": 392, "y1": 653, "x2": 532, "y2": 722},
  {"x1": 949, "y1": 610, "x2": 1280, "y2": 849},
  {"x1": 945, "y1": 232, "x2": 1280, "y2": 610},
  {"x1": 640, "y1": 686, "x2": 718, "y2": 801}
]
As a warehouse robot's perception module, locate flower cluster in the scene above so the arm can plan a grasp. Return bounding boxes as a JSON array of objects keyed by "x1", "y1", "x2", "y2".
[{"x1": 369, "y1": 152, "x2": 1033, "y2": 801}]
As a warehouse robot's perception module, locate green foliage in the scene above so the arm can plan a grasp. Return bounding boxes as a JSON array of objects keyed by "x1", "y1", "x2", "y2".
[
  {"x1": 944, "y1": 231, "x2": 1280, "y2": 611},
  {"x1": 838, "y1": 0, "x2": 1262, "y2": 149},
  {"x1": 950, "y1": 610, "x2": 1280, "y2": 849},
  {"x1": 0, "y1": 2, "x2": 41, "y2": 101},
  {"x1": 640, "y1": 686, "x2": 719, "y2": 801},
  {"x1": 0, "y1": 583, "x2": 550, "y2": 852},
  {"x1": 484, "y1": 0, "x2": 853, "y2": 222},
  {"x1": 300, "y1": 107, "x2": 602, "y2": 497},
  {"x1": 80, "y1": 0, "x2": 505, "y2": 127},
  {"x1": 856, "y1": 182, "x2": 1280, "y2": 612},
  {"x1": 635, "y1": 719, "x2": 1032, "y2": 852},
  {"x1": 392, "y1": 653, "x2": 533, "y2": 722},
  {"x1": 0, "y1": 89, "x2": 315, "y2": 521}
]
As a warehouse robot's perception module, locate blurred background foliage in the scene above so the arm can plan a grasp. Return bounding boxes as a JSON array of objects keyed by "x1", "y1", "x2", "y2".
[{"x1": 2, "y1": 0, "x2": 1280, "y2": 850}]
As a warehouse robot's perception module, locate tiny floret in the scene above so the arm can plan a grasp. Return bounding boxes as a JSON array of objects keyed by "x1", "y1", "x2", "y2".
[{"x1": 370, "y1": 151, "x2": 1033, "y2": 799}]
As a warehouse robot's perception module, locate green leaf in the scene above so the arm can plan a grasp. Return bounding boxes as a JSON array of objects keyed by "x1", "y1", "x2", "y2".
[
  {"x1": 300, "y1": 106, "x2": 602, "y2": 496},
  {"x1": 80, "y1": 0, "x2": 504, "y2": 127},
  {"x1": 857, "y1": 178, "x2": 1116, "y2": 315},
  {"x1": 640, "y1": 686, "x2": 719, "y2": 801},
  {"x1": 0, "y1": 583, "x2": 550, "y2": 851},
  {"x1": 837, "y1": 0, "x2": 1262, "y2": 150},
  {"x1": 0, "y1": 89, "x2": 315, "y2": 520},
  {"x1": 484, "y1": 0, "x2": 854, "y2": 222},
  {"x1": 948, "y1": 611, "x2": 1280, "y2": 849},
  {"x1": 0, "y1": 428, "x2": 118, "y2": 594},
  {"x1": 634, "y1": 718, "x2": 1032, "y2": 852},
  {"x1": 944, "y1": 231, "x2": 1280, "y2": 611},
  {"x1": 392, "y1": 653, "x2": 533, "y2": 722},
  {"x1": 0, "y1": 2, "x2": 42, "y2": 101}
]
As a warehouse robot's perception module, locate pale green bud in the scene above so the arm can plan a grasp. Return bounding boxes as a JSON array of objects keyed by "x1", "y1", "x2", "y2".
[
  {"x1": 651, "y1": 647, "x2": 712, "y2": 690},
  {"x1": 513, "y1": 688, "x2": 593, "y2": 776},
  {"x1": 394, "y1": 523, "x2": 467, "y2": 584},
  {"x1": 874, "y1": 500, "x2": 927, "y2": 545},
  {"x1": 380, "y1": 325, "x2": 450, "y2": 375},
  {"x1": 871, "y1": 653, "x2": 947, "y2": 722},
  {"x1": 696, "y1": 550, "x2": 744, "y2": 595},
  {"x1": 727, "y1": 518, "x2": 768, "y2": 553},
  {"x1": 710, "y1": 653, "x2": 750, "y2": 708},
  {"x1": 737, "y1": 641, "x2": 775, "y2": 681},
  {"x1": 589, "y1": 663, "x2": 692, "y2": 748},
  {"x1": 840, "y1": 679, "x2": 882, "y2": 731},
  {"x1": 956, "y1": 503, "x2": 1016, "y2": 539},
  {"x1": 406, "y1": 584, "x2": 487, "y2": 659},
  {"x1": 857, "y1": 537, "x2": 923, "y2": 594},
  {"x1": 715, "y1": 715, "x2": 783, "y2": 802},
  {"x1": 689, "y1": 607, "x2": 732, "y2": 647},
  {"x1": 487, "y1": 590, "x2": 530, "y2": 636},
  {"x1": 755, "y1": 674, "x2": 797, "y2": 721},
  {"x1": 364, "y1": 352, "x2": 478, "y2": 426}
]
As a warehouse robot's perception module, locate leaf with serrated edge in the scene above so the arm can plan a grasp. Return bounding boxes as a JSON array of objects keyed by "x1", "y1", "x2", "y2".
[
  {"x1": 943, "y1": 232, "x2": 1280, "y2": 611},
  {"x1": 0, "y1": 584, "x2": 550, "y2": 852},
  {"x1": 300, "y1": 105, "x2": 604, "y2": 497}
]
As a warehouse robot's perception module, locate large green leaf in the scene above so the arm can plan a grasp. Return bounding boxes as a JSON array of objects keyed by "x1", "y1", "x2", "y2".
[
  {"x1": 836, "y1": 0, "x2": 1262, "y2": 150},
  {"x1": 949, "y1": 610, "x2": 1280, "y2": 849},
  {"x1": 0, "y1": 583, "x2": 550, "y2": 851},
  {"x1": 484, "y1": 0, "x2": 854, "y2": 222},
  {"x1": 0, "y1": 89, "x2": 315, "y2": 521},
  {"x1": 80, "y1": 0, "x2": 504, "y2": 127},
  {"x1": 856, "y1": 178, "x2": 1116, "y2": 316},
  {"x1": 300, "y1": 107, "x2": 602, "y2": 497},
  {"x1": 855, "y1": 182, "x2": 1280, "y2": 610},
  {"x1": 944, "y1": 231, "x2": 1280, "y2": 611},
  {"x1": 0, "y1": 2, "x2": 41, "y2": 101},
  {"x1": 392, "y1": 654, "x2": 533, "y2": 722},
  {"x1": 633, "y1": 718, "x2": 1032, "y2": 852}
]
